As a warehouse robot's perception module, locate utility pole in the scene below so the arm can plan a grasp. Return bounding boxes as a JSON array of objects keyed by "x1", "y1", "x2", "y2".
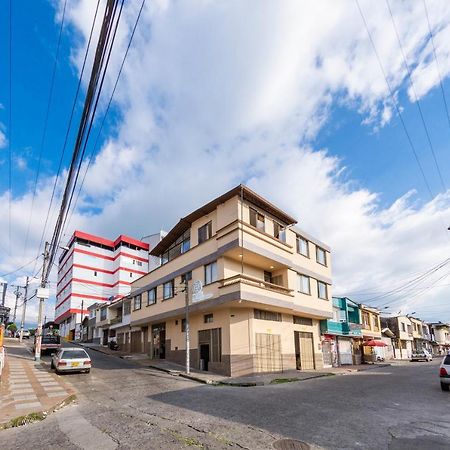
[
  {"x1": 35, "y1": 242, "x2": 50, "y2": 361},
  {"x1": 12, "y1": 287, "x2": 22, "y2": 323},
  {"x1": 19, "y1": 277, "x2": 29, "y2": 343},
  {"x1": 80, "y1": 299, "x2": 84, "y2": 341},
  {"x1": 1, "y1": 282, "x2": 7, "y2": 306},
  {"x1": 184, "y1": 278, "x2": 190, "y2": 374}
]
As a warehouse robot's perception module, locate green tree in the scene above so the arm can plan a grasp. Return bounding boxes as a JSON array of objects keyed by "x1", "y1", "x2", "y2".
[{"x1": 7, "y1": 322, "x2": 17, "y2": 334}]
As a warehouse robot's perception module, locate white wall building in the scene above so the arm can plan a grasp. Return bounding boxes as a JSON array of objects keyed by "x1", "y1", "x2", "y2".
[{"x1": 55, "y1": 231, "x2": 150, "y2": 339}]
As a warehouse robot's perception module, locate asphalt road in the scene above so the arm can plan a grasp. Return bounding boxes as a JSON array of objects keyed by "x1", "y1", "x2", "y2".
[{"x1": 2, "y1": 343, "x2": 450, "y2": 450}]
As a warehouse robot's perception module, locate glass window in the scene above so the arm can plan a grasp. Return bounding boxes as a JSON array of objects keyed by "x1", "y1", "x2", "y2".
[
  {"x1": 100, "y1": 307, "x2": 107, "y2": 321},
  {"x1": 264, "y1": 271, "x2": 272, "y2": 283},
  {"x1": 123, "y1": 301, "x2": 131, "y2": 315},
  {"x1": 273, "y1": 222, "x2": 286, "y2": 241},
  {"x1": 181, "y1": 271, "x2": 192, "y2": 283},
  {"x1": 293, "y1": 316, "x2": 313, "y2": 326},
  {"x1": 181, "y1": 318, "x2": 186, "y2": 332},
  {"x1": 198, "y1": 221, "x2": 213, "y2": 244},
  {"x1": 204, "y1": 314, "x2": 214, "y2": 323},
  {"x1": 254, "y1": 309, "x2": 282, "y2": 321},
  {"x1": 317, "y1": 281, "x2": 328, "y2": 299},
  {"x1": 133, "y1": 294, "x2": 142, "y2": 310},
  {"x1": 249, "y1": 207, "x2": 265, "y2": 231},
  {"x1": 297, "y1": 274, "x2": 311, "y2": 295},
  {"x1": 204, "y1": 261, "x2": 218, "y2": 284},
  {"x1": 163, "y1": 280, "x2": 174, "y2": 300},
  {"x1": 316, "y1": 247, "x2": 327, "y2": 266},
  {"x1": 296, "y1": 236, "x2": 309, "y2": 257},
  {"x1": 160, "y1": 230, "x2": 190, "y2": 265},
  {"x1": 147, "y1": 288, "x2": 156, "y2": 305}
]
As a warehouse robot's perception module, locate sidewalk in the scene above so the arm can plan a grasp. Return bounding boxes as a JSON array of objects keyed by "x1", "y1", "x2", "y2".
[{"x1": 0, "y1": 338, "x2": 76, "y2": 427}]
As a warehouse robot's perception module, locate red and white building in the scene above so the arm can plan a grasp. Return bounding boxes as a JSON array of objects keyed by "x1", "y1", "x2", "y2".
[{"x1": 55, "y1": 231, "x2": 149, "y2": 339}]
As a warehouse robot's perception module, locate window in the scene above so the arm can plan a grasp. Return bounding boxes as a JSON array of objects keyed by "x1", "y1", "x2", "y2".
[
  {"x1": 273, "y1": 222, "x2": 286, "y2": 242},
  {"x1": 264, "y1": 271, "x2": 272, "y2": 283},
  {"x1": 296, "y1": 236, "x2": 309, "y2": 257},
  {"x1": 94, "y1": 271, "x2": 98, "y2": 277},
  {"x1": 362, "y1": 312, "x2": 370, "y2": 328},
  {"x1": 147, "y1": 288, "x2": 156, "y2": 306},
  {"x1": 204, "y1": 313, "x2": 214, "y2": 323},
  {"x1": 100, "y1": 307, "x2": 107, "y2": 321},
  {"x1": 316, "y1": 247, "x2": 327, "y2": 266},
  {"x1": 317, "y1": 281, "x2": 328, "y2": 299},
  {"x1": 133, "y1": 259, "x2": 136, "y2": 264},
  {"x1": 297, "y1": 274, "x2": 311, "y2": 295},
  {"x1": 198, "y1": 221, "x2": 213, "y2": 244},
  {"x1": 204, "y1": 261, "x2": 218, "y2": 284},
  {"x1": 130, "y1": 272, "x2": 133, "y2": 278},
  {"x1": 123, "y1": 301, "x2": 131, "y2": 315},
  {"x1": 181, "y1": 318, "x2": 186, "y2": 332},
  {"x1": 254, "y1": 309, "x2": 282, "y2": 321},
  {"x1": 160, "y1": 230, "x2": 190, "y2": 265},
  {"x1": 181, "y1": 271, "x2": 192, "y2": 283},
  {"x1": 249, "y1": 207, "x2": 265, "y2": 231},
  {"x1": 332, "y1": 306, "x2": 340, "y2": 322},
  {"x1": 137, "y1": 261, "x2": 143, "y2": 267},
  {"x1": 133, "y1": 294, "x2": 142, "y2": 310},
  {"x1": 293, "y1": 316, "x2": 313, "y2": 326},
  {"x1": 163, "y1": 280, "x2": 174, "y2": 300},
  {"x1": 401, "y1": 323, "x2": 406, "y2": 332}
]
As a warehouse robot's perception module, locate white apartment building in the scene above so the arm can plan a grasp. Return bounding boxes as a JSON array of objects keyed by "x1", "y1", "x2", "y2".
[{"x1": 55, "y1": 231, "x2": 149, "y2": 339}]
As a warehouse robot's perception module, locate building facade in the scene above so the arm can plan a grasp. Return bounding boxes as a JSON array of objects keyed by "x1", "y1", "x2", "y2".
[
  {"x1": 381, "y1": 316, "x2": 413, "y2": 359},
  {"x1": 55, "y1": 231, "x2": 149, "y2": 340},
  {"x1": 320, "y1": 297, "x2": 363, "y2": 367},
  {"x1": 359, "y1": 304, "x2": 383, "y2": 362},
  {"x1": 409, "y1": 317, "x2": 431, "y2": 353},
  {"x1": 429, "y1": 322, "x2": 450, "y2": 355},
  {"x1": 126, "y1": 185, "x2": 333, "y2": 376}
]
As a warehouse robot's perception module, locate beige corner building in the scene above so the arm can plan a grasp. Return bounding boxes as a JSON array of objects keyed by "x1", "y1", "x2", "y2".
[{"x1": 128, "y1": 185, "x2": 332, "y2": 376}]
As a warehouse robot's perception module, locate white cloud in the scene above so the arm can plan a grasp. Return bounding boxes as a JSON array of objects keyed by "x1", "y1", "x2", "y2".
[
  {"x1": 1, "y1": 0, "x2": 450, "y2": 324},
  {"x1": 0, "y1": 127, "x2": 6, "y2": 149}
]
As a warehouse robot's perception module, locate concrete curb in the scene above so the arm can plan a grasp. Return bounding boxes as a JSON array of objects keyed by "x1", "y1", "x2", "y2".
[
  {"x1": 178, "y1": 373, "x2": 219, "y2": 385},
  {"x1": 0, "y1": 394, "x2": 77, "y2": 430}
]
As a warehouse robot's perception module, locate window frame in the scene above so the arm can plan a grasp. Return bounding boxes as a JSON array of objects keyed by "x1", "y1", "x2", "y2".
[
  {"x1": 163, "y1": 280, "x2": 174, "y2": 300},
  {"x1": 316, "y1": 246, "x2": 327, "y2": 266},
  {"x1": 317, "y1": 281, "x2": 328, "y2": 300},
  {"x1": 249, "y1": 207, "x2": 265, "y2": 232},
  {"x1": 297, "y1": 273, "x2": 311, "y2": 295},
  {"x1": 147, "y1": 287, "x2": 157, "y2": 306},
  {"x1": 133, "y1": 294, "x2": 142, "y2": 311},
  {"x1": 204, "y1": 313, "x2": 214, "y2": 324},
  {"x1": 204, "y1": 261, "x2": 218, "y2": 285},
  {"x1": 296, "y1": 235, "x2": 309, "y2": 257},
  {"x1": 254, "y1": 308, "x2": 282, "y2": 322},
  {"x1": 198, "y1": 221, "x2": 213, "y2": 245}
]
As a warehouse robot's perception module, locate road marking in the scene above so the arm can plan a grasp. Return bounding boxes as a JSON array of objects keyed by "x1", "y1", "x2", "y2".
[
  {"x1": 47, "y1": 391, "x2": 68, "y2": 398},
  {"x1": 13, "y1": 394, "x2": 38, "y2": 401},
  {"x1": 39, "y1": 382, "x2": 60, "y2": 387}
]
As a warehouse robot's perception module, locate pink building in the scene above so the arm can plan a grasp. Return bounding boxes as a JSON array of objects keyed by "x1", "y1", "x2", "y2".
[{"x1": 55, "y1": 231, "x2": 149, "y2": 339}]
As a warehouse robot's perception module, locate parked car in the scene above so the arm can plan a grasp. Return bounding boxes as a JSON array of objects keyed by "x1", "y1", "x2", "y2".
[
  {"x1": 51, "y1": 347, "x2": 91, "y2": 374},
  {"x1": 410, "y1": 350, "x2": 432, "y2": 362},
  {"x1": 15, "y1": 329, "x2": 30, "y2": 339},
  {"x1": 33, "y1": 334, "x2": 61, "y2": 354},
  {"x1": 439, "y1": 355, "x2": 450, "y2": 391}
]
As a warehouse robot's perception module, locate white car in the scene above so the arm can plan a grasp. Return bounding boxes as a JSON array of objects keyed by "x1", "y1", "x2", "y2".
[
  {"x1": 15, "y1": 329, "x2": 30, "y2": 339},
  {"x1": 410, "y1": 349, "x2": 432, "y2": 362},
  {"x1": 51, "y1": 347, "x2": 91, "y2": 374},
  {"x1": 440, "y1": 355, "x2": 450, "y2": 392}
]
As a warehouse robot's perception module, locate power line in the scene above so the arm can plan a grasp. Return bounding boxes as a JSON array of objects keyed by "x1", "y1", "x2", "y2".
[
  {"x1": 23, "y1": 0, "x2": 68, "y2": 257},
  {"x1": 355, "y1": 0, "x2": 434, "y2": 199},
  {"x1": 422, "y1": 0, "x2": 450, "y2": 137},
  {"x1": 64, "y1": 0, "x2": 147, "y2": 234},
  {"x1": 0, "y1": 255, "x2": 40, "y2": 278},
  {"x1": 385, "y1": 0, "x2": 446, "y2": 192},
  {"x1": 33, "y1": 0, "x2": 102, "y2": 276}
]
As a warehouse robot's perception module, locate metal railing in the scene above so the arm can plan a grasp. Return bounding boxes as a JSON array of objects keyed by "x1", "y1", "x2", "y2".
[{"x1": 220, "y1": 274, "x2": 293, "y2": 295}]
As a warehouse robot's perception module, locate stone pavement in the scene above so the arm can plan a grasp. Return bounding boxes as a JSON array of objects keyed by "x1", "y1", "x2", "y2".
[{"x1": 0, "y1": 338, "x2": 75, "y2": 425}]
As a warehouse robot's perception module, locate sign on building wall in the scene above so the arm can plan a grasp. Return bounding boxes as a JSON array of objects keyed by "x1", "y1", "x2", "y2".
[{"x1": 192, "y1": 280, "x2": 213, "y2": 303}]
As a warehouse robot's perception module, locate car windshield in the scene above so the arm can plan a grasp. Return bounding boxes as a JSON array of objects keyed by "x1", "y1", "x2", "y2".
[
  {"x1": 42, "y1": 335, "x2": 60, "y2": 344},
  {"x1": 444, "y1": 355, "x2": 450, "y2": 365},
  {"x1": 61, "y1": 350, "x2": 89, "y2": 359}
]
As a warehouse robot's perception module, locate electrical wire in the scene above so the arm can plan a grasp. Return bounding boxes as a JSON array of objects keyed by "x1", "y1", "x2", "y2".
[
  {"x1": 422, "y1": 0, "x2": 450, "y2": 136},
  {"x1": 33, "y1": 0, "x2": 102, "y2": 276},
  {"x1": 23, "y1": 0, "x2": 68, "y2": 257},
  {"x1": 355, "y1": 0, "x2": 434, "y2": 199},
  {"x1": 64, "y1": 0, "x2": 147, "y2": 234},
  {"x1": 386, "y1": 0, "x2": 446, "y2": 192},
  {"x1": 0, "y1": 255, "x2": 40, "y2": 278}
]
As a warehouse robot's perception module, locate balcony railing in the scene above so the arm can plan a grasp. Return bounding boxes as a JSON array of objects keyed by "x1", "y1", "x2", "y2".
[
  {"x1": 321, "y1": 319, "x2": 362, "y2": 336},
  {"x1": 220, "y1": 274, "x2": 293, "y2": 296},
  {"x1": 110, "y1": 316, "x2": 123, "y2": 325}
]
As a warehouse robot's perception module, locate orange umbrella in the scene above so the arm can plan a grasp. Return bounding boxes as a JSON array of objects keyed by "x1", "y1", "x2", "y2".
[{"x1": 364, "y1": 340, "x2": 387, "y2": 347}]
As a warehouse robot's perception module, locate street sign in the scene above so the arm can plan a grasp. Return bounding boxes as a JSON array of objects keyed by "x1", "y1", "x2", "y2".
[
  {"x1": 36, "y1": 288, "x2": 50, "y2": 299},
  {"x1": 192, "y1": 280, "x2": 213, "y2": 303}
]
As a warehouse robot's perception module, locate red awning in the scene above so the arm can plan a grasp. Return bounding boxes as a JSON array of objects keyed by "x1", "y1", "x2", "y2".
[{"x1": 364, "y1": 340, "x2": 387, "y2": 347}]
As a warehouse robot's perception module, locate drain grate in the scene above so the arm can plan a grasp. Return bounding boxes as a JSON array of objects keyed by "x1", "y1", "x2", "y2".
[{"x1": 273, "y1": 439, "x2": 312, "y2": 450}]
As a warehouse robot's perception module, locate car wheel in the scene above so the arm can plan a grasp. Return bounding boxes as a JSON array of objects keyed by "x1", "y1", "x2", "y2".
[
  {"x1": 85, "y1": 369, "x2": 90, "y2": 374},
  {"x1": 440, "y1": 382, "x2": 449, "y2": 391}
]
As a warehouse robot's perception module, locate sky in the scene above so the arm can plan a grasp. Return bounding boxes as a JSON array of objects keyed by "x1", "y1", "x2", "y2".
[{"x1": 1, "y1": 0, "x2": 450, "y2": 326}]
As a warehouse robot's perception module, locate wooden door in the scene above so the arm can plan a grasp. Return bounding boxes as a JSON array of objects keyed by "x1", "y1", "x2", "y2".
[
  {"x1": 297, "y1": 331, "x2": 315, "y2": 370},
  {"x1": 255, "y1": 333, "x2": 282, "y2": 373},
  {"x1": 130, "y1": 331, "x2": 142, "y2": 353}
]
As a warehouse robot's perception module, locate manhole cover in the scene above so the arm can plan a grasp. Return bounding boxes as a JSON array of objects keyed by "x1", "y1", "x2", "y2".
[{"x1": 273, "y1": 439, "x2": 312, "y2": 450}]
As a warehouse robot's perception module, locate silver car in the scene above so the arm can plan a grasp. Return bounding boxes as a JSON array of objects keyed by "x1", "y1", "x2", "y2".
[
  {"x1": 440, "y1": 354, "x2": 450, "y2": 391},
  {"x1": 51, "y1": 347, "x2": 91, "y2": 374}
]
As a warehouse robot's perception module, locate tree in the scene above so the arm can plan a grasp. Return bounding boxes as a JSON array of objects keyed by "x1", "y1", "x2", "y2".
[{"x1": 7, "y1": 322, "x2": 17, "y2": 334}]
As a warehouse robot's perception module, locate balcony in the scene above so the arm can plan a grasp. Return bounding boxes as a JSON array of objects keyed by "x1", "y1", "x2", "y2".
[
  {"x1": 321, "y1": 320, "x2": 363, "y2": 337},
  {"x1": 110, "y1": 316, "x2": 123, "y2": 325},
  {"x1": 220, "y1": 274, "x2": 293, "y2": 296}
]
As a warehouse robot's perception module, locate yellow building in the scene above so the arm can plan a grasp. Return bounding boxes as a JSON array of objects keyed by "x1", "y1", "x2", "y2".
[
  {"x1": 360, "y1": 304, "x2": 382, "y2": 362},
  {"x1": 126, "y1": 185, "x2": 333, "y2": 376}
]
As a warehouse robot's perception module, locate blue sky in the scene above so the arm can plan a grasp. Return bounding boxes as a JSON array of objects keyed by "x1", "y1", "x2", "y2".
[{"x1": 1, "y1": 0, "x2": 450, "y2": 323}]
